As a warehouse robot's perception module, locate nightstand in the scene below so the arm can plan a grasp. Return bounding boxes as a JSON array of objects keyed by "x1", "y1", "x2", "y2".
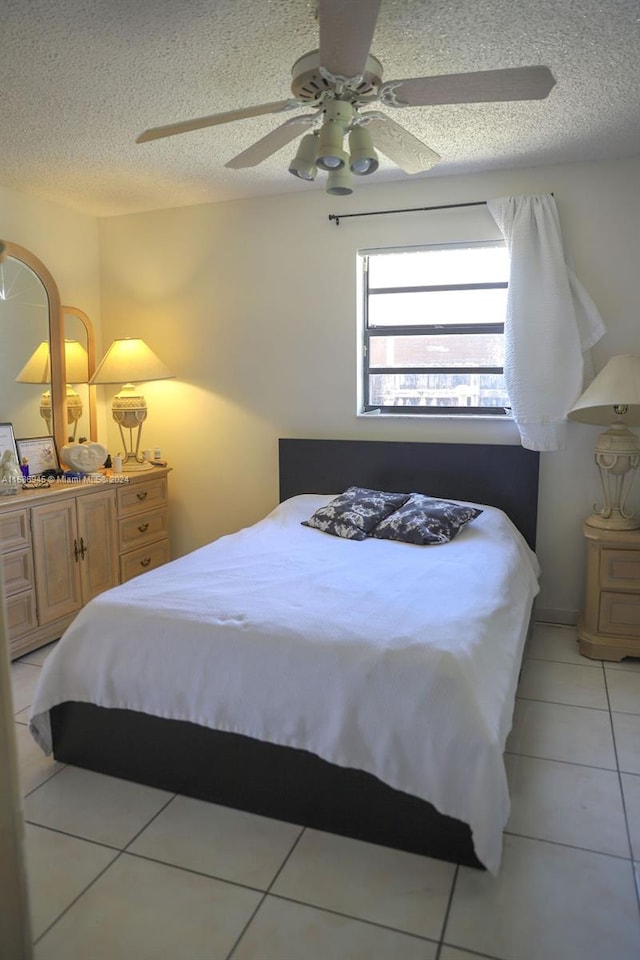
[{"x1": 578, "y1": 522, "x2": 640, "y2": 660}]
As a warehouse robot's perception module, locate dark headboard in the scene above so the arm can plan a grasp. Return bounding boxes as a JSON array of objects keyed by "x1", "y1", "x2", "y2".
[{"x1": 279, "y1": 438, "x2": 539, "y2": 550}]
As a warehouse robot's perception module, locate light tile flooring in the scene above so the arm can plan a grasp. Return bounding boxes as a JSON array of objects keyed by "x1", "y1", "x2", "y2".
[{"x1": 9, "y1": 624, "x2": 640, "y2": 959}]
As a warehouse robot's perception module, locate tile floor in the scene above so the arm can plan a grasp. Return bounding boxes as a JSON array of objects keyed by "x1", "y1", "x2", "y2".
[{"x1": 10, "y1": 624, "x2": 640, "y2": 959}]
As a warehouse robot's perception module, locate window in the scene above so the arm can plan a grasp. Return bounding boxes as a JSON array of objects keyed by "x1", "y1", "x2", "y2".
[{"x1": 361, "y1": 242, "x2": 510, "y2": 415}]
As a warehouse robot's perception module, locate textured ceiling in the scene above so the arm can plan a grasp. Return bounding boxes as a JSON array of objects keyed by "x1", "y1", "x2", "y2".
[{"x1": 2, "y1": 0, "x2": 639, "y2": 217}]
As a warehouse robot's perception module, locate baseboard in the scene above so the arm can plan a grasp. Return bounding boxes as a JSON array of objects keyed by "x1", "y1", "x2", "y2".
[{"x1": 533, "y1": 606, "x2": 579, "y2": 626}]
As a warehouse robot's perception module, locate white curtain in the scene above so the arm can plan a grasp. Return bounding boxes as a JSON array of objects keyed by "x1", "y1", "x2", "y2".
[{"x1": 487, "y1": 194, "x2": 605, "y2": 451}]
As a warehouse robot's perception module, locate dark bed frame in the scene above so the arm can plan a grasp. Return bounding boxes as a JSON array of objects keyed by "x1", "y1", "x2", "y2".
[{"x1": 51, "y1": 439, "x2": 539, "y2": 870}]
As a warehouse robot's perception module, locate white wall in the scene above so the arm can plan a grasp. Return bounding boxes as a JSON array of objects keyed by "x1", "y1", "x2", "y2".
[
  {"x1": 97, "y1": 155, "x2": 640, "y2": 622},
  {"x1": 1, "y1": 183, "x2": 107, "y2": 443},
  {"x1": 1, "y1": 183, "x2": 102, "y2": 322}
]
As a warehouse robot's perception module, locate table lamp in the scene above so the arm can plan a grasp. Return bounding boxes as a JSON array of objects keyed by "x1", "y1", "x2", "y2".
[
  {"x1": 16, "y1": 339, "x2": 89, "y2": 439},
  {"x1": 568, "y1": 355, "x2": 640, "y2": 530},
  {"x1": 90, "y1": 338, "x2": 174, "y2": 471}
]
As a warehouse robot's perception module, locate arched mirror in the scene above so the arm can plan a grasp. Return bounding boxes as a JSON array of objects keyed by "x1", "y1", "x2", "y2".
[
  {"x1": 61, "y1": 306, "x2": 98, "y2": 443},
  {"x1": 0, "y1": 242, "x2": 97, "y2": 454}
]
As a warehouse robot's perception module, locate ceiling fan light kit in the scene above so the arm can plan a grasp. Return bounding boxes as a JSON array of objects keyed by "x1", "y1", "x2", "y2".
[
  {"x1": 136, "y1": 0, "x2": 556, "y2": 197},
  {"x1": 288, "y1": 132, "x2": 319, "y2": 181},
  {"x1": 348, "y1": 125, "x2": 378, "y2": 175},
  {"x1": 326, "y1": 167, "x2": 354, "y2": 196}
]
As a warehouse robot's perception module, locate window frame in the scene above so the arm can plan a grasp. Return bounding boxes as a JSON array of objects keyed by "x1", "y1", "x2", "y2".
[{"x1": 360, "y1": 240, "x2": 509, "y2": 417}]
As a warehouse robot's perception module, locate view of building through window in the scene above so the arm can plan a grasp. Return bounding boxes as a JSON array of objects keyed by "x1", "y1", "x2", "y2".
[{"x1": 362, "y1": 242, "x2": 510, "y2": 414}]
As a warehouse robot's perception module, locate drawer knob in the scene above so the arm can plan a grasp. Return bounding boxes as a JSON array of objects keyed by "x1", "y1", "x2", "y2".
[
  {"x1": 140, "y1": 557, "x2": 152, "y2": 568},
  {"x1": 136, "y1": 491, "x2": 148, "y2": 501},
  {"x1": 138, "y1": 522, "x2": 149, "y2": 533}
]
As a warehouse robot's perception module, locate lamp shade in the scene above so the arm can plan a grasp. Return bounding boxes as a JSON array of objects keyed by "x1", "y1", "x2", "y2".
[
  {"x1": 90, "y1": 338, "x2": 174, "y2": 385},
  {"x1": 568, "y1": 355, "x2": 640, "y2": 426},
  {"x1": 64, "y1": 340, "x2": 90, "y2": 383},
  {"x1": 15, "y1": 341, "x2": 49, "y2": 383},
  {"x1": 16, "y1": 340, "x2": 89, "y2": 384}
]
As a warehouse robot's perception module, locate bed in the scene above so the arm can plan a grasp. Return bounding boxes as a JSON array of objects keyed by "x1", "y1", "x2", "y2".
[{"x1": 29, "y1": 438, "x2": 540, "y2": 874}]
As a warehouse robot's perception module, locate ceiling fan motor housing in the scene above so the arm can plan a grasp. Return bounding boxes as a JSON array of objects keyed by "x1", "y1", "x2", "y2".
[{"x1": 291, "y1": 49, "x2": 383, "y2": 102}]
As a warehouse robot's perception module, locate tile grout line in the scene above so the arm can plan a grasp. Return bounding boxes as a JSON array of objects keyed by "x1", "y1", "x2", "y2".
[
  {"x1": 603, "y1": 666, "x2": 640, "y2": 917},
  {"x1": 503, "y1": 747, "x2": 617, "y2": 773},
  {"x1": 439, "y1": 943, "x2": 504, "y2": 960},
  {"x1": 31, "y1": 791, "x2": 178, "y2": 947},
  {"x1": 33, "y1": 850, "x2": 125, "y2": 946},
  {"x1": 224, "y1": 825, "x2": 307, "y2": 960},
  {"x1": 434, "y1": 863, "x2": 459, "y2": 960},
  {"x1": 22, "y1": 760, "x2": 68, "y2": 799},
  {"x1": 223, "y1": 827, "x2": 442, "y2": 959},
  {"x1": 124, "y1": 848, "x2": 269, "y2": 896},
  {"x1": 120, "y1": 792, "x2": 178, "y2": 853},
  {"x1": 515, "y1": 694, "x2": 610, "y2": 713},
  {"x1": 525, "y1": 653, "x2": 604, "y2": 669},
  {"x1": 248, "y1": 888, "x2": 441, "y2": 950},
  {"x1": 24, "y1": 819, "x2": 123, "y2": 853},
  {"x1": 501, "y1": 827, "x2": 633, "y2": 863}
]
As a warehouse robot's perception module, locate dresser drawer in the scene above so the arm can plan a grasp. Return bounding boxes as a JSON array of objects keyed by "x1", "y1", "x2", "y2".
[
  {"x1": 118, "y1": 507, "x2": 168, "y2": 551},
  {"x1": 598, "y1": 591, "x2": 640, "y2": 637},
  {"x1": 1, "y1": 547, "x2": 34, "y2": 597},
  {"x1": 120, "y1": 538, "x2": 170, "y2": 582},
  {"x1": 117, "y1": 477, "x2": 167, "y2": 517},
  {"x1": 0, "y1": 508, "x2": 30, "y2": 552},
  {"x1": 601, "y1": 549, "x2": 640, "y2": 591},
  {"x1": 6, "y1": 590, "x2": 38, "y2": 641}
]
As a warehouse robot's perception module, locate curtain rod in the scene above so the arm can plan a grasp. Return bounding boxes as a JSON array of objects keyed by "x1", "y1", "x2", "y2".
[{"x1": 328, "y1": 200, "x2": 488, "y2": 226}]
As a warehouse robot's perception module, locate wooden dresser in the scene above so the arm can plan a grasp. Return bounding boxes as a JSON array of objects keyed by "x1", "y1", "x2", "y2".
[
  {"x1": 0, "y1": 467, "x2": 171, "y2": 660},
  {"x1": 578, "y1": 522, "x2": 640, "y2": 660},
  {"x1": 117, "y1": 470, "x2": 171, "y2": 583}
]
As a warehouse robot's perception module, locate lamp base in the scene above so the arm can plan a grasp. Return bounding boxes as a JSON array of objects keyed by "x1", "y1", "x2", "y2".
[
  {"x1": 585, "y1": 511, "x2": 640, "y2": 531},
  {"x1": 121, "y1": 457, "x2": 154, "y2": 472}
]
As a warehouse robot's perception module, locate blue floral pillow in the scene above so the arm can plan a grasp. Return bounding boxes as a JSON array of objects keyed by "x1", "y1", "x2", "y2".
[
  {"x1": 371, "y1": 493, "x2": 483, "y2": 545},
  {"x1": 302, "y1": 487, "x2": 410, "y2": 541}
]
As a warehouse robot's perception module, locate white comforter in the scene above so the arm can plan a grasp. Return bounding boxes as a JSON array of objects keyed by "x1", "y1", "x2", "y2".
[{"x1": 30, "y1": 493, "x2": 540, "y2": 873}]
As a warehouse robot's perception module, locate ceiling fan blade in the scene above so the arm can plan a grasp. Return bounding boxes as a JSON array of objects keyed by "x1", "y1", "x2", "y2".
[
  {"x1": 380, "y1": 66, "x2": 556, "y2": 107},
  {"x1": 225, "y1": 117, "x2": 316, "y2": 169},
  {"x1": 318, "y1": 0, "x2": 382, "y2": 79},
  {"x1": 136, "y1": 99, "x2": 300, "y2": 144},
  {"x1": 364, "y1": 116, "x2": 440, "y2": 175}
]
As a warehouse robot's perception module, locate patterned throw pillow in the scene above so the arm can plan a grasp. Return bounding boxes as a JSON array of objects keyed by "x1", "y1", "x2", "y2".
[
  {"x1": 302, "y1": 487, "x2": 410, "y2": 541},
  {"x1": 371, "y1": 493, "x2": 483, "y2": 545}
]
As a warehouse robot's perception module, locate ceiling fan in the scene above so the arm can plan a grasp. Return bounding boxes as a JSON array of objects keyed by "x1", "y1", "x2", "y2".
[{"x1": 136, "y1": 0, "x2": 556, "y2": 195}]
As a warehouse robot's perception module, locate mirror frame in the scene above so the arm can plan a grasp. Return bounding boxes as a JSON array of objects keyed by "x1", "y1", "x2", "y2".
[
  {"x1": 1, "y1": 242, "x2": 65, "y2": 454},
  {"x1": 61, "y1": 305, "x2": 97, "y2": 442}
]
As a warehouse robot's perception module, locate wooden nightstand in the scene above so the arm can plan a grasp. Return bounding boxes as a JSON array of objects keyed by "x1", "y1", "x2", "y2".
[{"x1": 578, "y1": 522, "x2": 640, "y2": 660}]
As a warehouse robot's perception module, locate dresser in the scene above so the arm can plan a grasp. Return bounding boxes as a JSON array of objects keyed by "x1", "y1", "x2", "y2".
[
  {"x1": 578, "y1": 522, "x2": 640, "y2": 660},
  {"x1": 0, "y1": 467, "x2": 171, "y2": 660},
  {"x1": 117, "y1": 470, "x2": 171, "y2": 582}
]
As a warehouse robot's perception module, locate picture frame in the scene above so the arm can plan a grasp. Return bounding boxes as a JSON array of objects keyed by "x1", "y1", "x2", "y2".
[
  {"x1": 15, "y1": 436, "x2": 59, "y2": 476},
  {"x1": 0, "y1": 422, "x2": 19, "y2": 462}
]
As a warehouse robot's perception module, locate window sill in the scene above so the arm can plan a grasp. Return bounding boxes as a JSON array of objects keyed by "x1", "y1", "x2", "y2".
[{"x1": 357, "y1": 410, "x2": 514, "y2": 422}]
